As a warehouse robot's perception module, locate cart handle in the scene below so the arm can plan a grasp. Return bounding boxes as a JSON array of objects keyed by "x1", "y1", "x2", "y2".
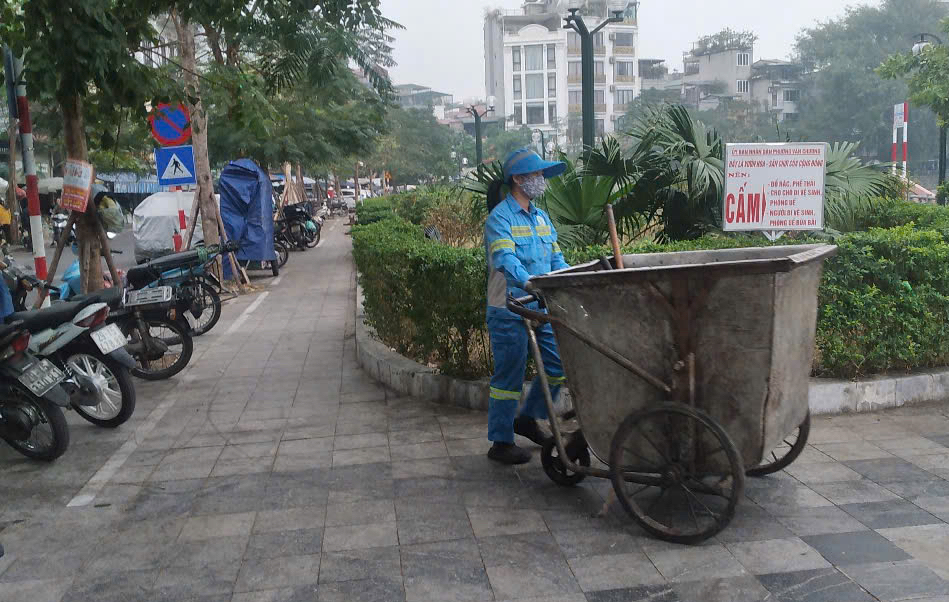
[{"x1": 506, "y1": 294, "x2": 551, "y2": 322}]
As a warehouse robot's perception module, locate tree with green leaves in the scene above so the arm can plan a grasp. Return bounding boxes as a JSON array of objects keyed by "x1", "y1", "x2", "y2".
[
  {"x1": 370, "y1": 107, "x2": 456, "y2": 186},
  {"x1": 794, "y1": 0, "x2": 946, "y2": 167}
]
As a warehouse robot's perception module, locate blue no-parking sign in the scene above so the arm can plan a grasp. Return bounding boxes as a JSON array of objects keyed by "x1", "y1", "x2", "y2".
[{"x1": 155, "y1": 145, "x2": 197, "y2": 186}]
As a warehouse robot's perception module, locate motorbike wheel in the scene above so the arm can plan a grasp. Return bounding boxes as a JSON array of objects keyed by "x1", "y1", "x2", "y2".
[
  {"x1": 183, "y1": 280, "x2": 222, "y2": 337},
  {"x1": 66, "y1": 349, "x2": 136, "y2": 428},
  {"x1": 275, "y1": 241, "x2": 290, "y2": 268},
  {"x1": 305, "y1": 226, "x2": 321, "y2": 249},
  {"x1": 130, "y1": 318, "x2": 194, "y2": 381},
  {"x1": 0, "y1": 391, "x2": 69, "y2": 461},
  {"x1": 289, "y1": 222, "x2": 308, "y2": 250}
]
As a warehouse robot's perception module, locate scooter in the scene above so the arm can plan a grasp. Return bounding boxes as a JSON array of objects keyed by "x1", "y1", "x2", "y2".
[
  {"x1": 50, "y1": 212, "x2": 74, "y2": 247},
  {"x1": 0, "y1": 321, "x2": 73, "y2": 460},
  {"x1": 2, "y1": 294, "x2": 137, "y2": 428}
]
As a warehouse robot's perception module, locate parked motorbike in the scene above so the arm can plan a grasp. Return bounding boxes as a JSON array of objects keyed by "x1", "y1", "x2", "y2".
[
  {"x1": 0, "y1": 321, "x2": 72, "y2": 460},
  {"x1": 50, "y1": 212, "x2": 74, "y2": 247},
  {"x1": 283, "y1": 204, "x2": 322, "y2": 249},
  {"x1": 1, "y1": 292, "x2": 137, "y2": 428}
]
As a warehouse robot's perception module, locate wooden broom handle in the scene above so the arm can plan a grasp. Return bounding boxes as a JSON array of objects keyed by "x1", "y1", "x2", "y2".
[{"x1": 605, "y1": 204, "x2": 624, "y2": 269}]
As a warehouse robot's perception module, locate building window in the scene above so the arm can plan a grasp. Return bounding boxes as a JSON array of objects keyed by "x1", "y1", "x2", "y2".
[
  {"x1": 615, "y1": 89, "x2": 635, "y2": 105},
  {"x1": 513, "y1": 104, "x2": 522, "y2": 125},
  {"x1": 594, "y1": 61, "x2": 605, "y2": 75},
  {"x1": 548, "y1": 73, "x2": 557, "y2": 98},
  {"x1": 772, "y1": 91, "x2": 778, "y2": 107},
  {"x1": 616, "y1": 61, "x2": 635, "y2": 77},
  {"x1": 547, "y1": 44, "x2": 556, "y2": 70},
  {"x1": 595, "y1": 119, "x2": 605, "y2": 136},
  {"x1": 513, "y1": 76, "x2": 522, "y2": 101},
  {"x1": 614, "y1": 32, "x2": 634, "y2": 47},
  {"x1": 568, "y1": 62, "x2": 581, "y2": 77},
  {"x1": 527, "y1": 103, "x2": 545, "y2": 125},
  {"x1": 568, "y1": 32, "x2": 580, "y2": 50},
  {"x1": 737, "y1": 52, "x2": 750, "y2": 67},
  {"x1": 594, "y1": 89, "x2": 605, "y2": 105},
  {"x1": 525, "y1": 73, "x2": 544, "y2": 99},
  {"x1": 548, "y1": 103, "x2": 557, "y2": 124},
  {"x1": 736, "y1": 80, "x2": 749, "y2": 94},
  {"x1": 783, "y1": 89, "x2": 801, "y2": 102},
  {"x1": 593, "y1": 32, "x2": 604, "y2": 48},
  {"x1": 685, "y1": 62, "x2": 699, "y2": 75},
  {"x1": 513, "y1": 47, "x2": 521, "y2": 72},
  {"x1": 783, "y1": 112, "x2": 799, "y2": 122},
  {"x1": 569, "y1": 90, "x2": 582, "y2": 106},
  {"x1": 525, "y1": 45, "x2": 544, "y2": 70}
]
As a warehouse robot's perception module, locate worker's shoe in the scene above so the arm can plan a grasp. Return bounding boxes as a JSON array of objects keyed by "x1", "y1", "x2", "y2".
[
  {"x1": 487, "y1": 442, "x2": 532, "y2": 465},
  {"x1": 514, "y1": 416, "x2": 550, "y2": 446}
]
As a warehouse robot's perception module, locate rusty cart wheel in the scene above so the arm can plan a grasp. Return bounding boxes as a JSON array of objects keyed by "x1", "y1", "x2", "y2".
[
  {"x1": 608, "y1": 402, "x2": 744, "y2": 545},
  {"x1": 542, "y1": 433, "x2": 590, "y2": 487},
  {"x1": 746, "y1": 412, "x2": 810, "y2": 477}
]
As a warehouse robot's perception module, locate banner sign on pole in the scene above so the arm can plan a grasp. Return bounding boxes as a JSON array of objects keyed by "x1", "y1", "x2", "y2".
[
  {"x1": 60, "y1": 159, "x2": 94, "y2": 212},
  {"x1": 723, "y1": 142, "x2": 826, "y2": 241},
  {"x1": 155, "y1": 145, "x2": 197, "y2": 186},
  {"x1": 148, "y1": 103, "x2": 192, "y2": 146}
]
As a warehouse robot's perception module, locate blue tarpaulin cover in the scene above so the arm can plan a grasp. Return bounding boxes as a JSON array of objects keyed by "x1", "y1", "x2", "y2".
[{"x1": 218, "y1": 159, "x2": 277, "y2": 266}]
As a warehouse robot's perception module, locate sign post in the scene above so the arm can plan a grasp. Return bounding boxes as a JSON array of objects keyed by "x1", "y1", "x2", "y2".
[
  {"x1": 893, "y1": 102, "x2": 908, "y2": 179},
  {"x1": 723, "y1": 142, "x2": 827, "y2": 241},
  {"x1": 148, "y1": 104, "x2": 192, "y2": 147},
  {"x1": 155, "y1": 145, "x2": 197, "y2": 252}
]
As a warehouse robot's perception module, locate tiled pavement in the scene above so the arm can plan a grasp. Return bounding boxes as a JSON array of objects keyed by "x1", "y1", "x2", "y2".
[{"x1": 3, "y1": 222, "x2": 949, "y2": 601}]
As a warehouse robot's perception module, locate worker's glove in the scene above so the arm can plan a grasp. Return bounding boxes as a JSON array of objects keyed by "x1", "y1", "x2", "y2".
[{"x1": 524, "y1": 280, "x2": 546, "y2": 309}]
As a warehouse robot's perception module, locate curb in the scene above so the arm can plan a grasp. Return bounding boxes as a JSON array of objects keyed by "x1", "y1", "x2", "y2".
[{"x1": 355, "y1": 285, "x2": 949, "y2": 415}]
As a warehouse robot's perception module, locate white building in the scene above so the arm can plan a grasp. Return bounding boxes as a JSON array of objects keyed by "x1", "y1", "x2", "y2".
[{"x1": 485, "y1": 0, "x2": 641, "y2": 150}]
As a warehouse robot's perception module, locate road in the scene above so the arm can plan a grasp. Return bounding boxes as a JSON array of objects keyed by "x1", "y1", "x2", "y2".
[{"x1": 7, "y1": 226, "x2": 138, "y2": 284}]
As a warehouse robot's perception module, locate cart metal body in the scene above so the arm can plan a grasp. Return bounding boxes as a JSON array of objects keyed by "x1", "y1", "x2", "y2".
[{"x1": 509, "y1": 244, "x2": 837, "y2": 543}]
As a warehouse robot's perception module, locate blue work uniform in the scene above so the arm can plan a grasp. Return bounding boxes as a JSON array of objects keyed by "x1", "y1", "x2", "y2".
[{"x1": 484, "y1": 194, "x2": 569, "y2": 443}]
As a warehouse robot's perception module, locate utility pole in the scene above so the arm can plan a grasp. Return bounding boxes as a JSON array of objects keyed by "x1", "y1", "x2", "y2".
[
  {"x1": 467, "y1": 96, "x2": 496, "y2": 165},
  {"x1": 3, "y1": 47, "x2": 19, "y2": 244},
  {"x1": 564, "y1": 8, "x2": 623, "y2": 151}
]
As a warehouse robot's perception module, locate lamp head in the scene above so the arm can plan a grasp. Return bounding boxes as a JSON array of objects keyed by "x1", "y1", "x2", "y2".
[{"x1": 487, "y1": 96, "x2": 496, "y2": 112}]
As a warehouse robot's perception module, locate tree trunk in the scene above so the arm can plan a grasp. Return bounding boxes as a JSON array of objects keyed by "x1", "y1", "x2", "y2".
[
  {"x1": 295, "y1": 164, "x2": 305, "y2": 203},
  {"x1": 61, "y1": 94, "x2": 101, "y2": 293},
  {"x1": 174, "y1": 14, "x2": 220, "y2": 249}
]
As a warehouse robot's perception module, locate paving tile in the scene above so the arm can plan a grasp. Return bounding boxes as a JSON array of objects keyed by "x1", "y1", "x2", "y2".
[
  {"x1": 318, "y1": 546, "x2": 402, "y2": 583},
  {"x1": 916, "y1": 496, "x2": 949, "y2": 521},
  {"x1": 672, "y1": 576, "x2": 772, "y2": 602},
  {"x1": 400, "y1": 538, "x2": 494, "y2": 602},
  {"x1": 757, "y1": 568, "x2": 875, "y2": 602},
  {"x1": 877, "y1": 523, "x2": 949, "y2": 580},
  {"x1": 808, "y1": 479, "x2": 900, "y2": 505},
  {"x1": 813, "y1": 441, "x2": 893, "y2": 461},
  {"x1": 154, "y1": 559, "x2": 242, "y2": 598},
  {"x1": 60, "y1": 569, "x2": 161, "y2": 602},
  {"x1": 844, "y1": 457, "x2": 938, "y2": 482},
  {"x1": 466, "y1": 507, "x2": 547, "y2": 538},
  {"x1": 840, "y1": 560, "x2": 949, "y2": 601},
  {"x1": 1, "y1": 578, "x2": 73, "y2": 602},
  {"x1": 178, "y1": 511, "x2": 256, "y2": 541},
  {"x1": 841, "y1": 499, "x2": 943, "y2": 529},
  {"x1": 254, "y1": 506, "x2": 326, "y2": 533},
  {"x1": 802, "y1": 530, "x2": 912, "y2": 565},
  {"x1": 332, "y1": 446, "x2": 390, "y2": 466},
  {"x1": 743, "y1": 479, "x2": 833, "y2": 513},
  {"x1": 389, "y1": 441, "x2": 449, "y2": 461},
  {"x1": 317, "y1": 577, "x2": 405, "y2": 602},
  {"x1": 567, "y1": 552, "x2": 663, "y2": 592},
  {"x1": 234, "y1": 554, "x2": 321, "y2": 592},
  {"x1": 387, "y1": 429, "x2": 444, "y2": 446},
  {"x1": 479, "y1": 533, "x2": 582, "y2": 600},
  {"x1": 322, "y1": 522, "x2": 398, "y2": 552},
  {"x1": 713, "y1": 502, "x2": 795, "y2": 543},
  {"x1": 883, "y1": 479, "x2": 949, "y2": 500},
  {"x1": 278, "y1": 437, "x2": 335, "y2": 455},
  {"x1": 784, "y1": 461, "x2": 863, "y2": 484},
  {"x1": 210, "y1": 456, "x2": 274, "y2": 477},
  {"x1": 392, "y1": 457, "x2": 456, "y2": 479},
  {"x1": 726, "y1": 537, "x2": 830, "y2": 574},
  {"x1": 245, "y1": 528, "x2": 324, "y2": 559},
  {"x1": 164, "y1": 535, "x2": 249, "y2": 568},
  {"x1": 585, "y1": 584, "x2": 679, "y2": 602},
  {"x1": 273, "y1": 452, "x2": 334, "y2": 472},
  {"x1": 645, "y1": 544, "x2": 747, "y2": 582},
  {"x1": 550, "y1": 527, "x2": 643, "y2": 559},
  {"x1": 325, "y1": 499, "x2": 396, "y2": 527}
]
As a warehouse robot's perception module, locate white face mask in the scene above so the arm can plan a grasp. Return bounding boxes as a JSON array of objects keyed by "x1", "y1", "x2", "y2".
[{"x1": 519, "y1": 174, "x2": 547, "y2": 200}]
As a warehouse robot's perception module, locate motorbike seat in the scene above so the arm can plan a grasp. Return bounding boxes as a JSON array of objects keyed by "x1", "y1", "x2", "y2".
[
  {"x1": 4, "y1": 299, "x2": 99, "y2": 332},
  {"x1": 127, "y1": 251, "x2": 204, "y2": 288},
  {"x1": 69, "y1": 287, "x2": 124, "y2": 309}
]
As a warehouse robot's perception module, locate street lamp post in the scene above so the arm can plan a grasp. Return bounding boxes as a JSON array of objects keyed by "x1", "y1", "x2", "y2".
[
  {"x1": 912, "y1": 33, "x2": 947, "y2": 190},
  {"x1": 532, "y1": 129, "x2": 547, "y2": 159},
  {"x1": 564, "y1": 8, "x2": 623, "y2": 151},
  {"x1": 467, "y1": 96, "x2": 496, "y2": 165}
]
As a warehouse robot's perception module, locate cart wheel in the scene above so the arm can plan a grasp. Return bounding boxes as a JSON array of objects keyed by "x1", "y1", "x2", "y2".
[
  {"x1": 746, "y1": 412, "x2": 810, "y2": 477},
  {"x1": 608, "y1": 402, "x2": 744, "y2": 545},
  {"x1": 542, "y1": 434, "x2": 590, "y2": 487}
]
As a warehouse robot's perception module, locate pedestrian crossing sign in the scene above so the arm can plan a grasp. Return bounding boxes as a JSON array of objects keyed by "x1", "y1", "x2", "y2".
[{"x1": 155, "y1": 145, "x2": 197, "y2": 186}]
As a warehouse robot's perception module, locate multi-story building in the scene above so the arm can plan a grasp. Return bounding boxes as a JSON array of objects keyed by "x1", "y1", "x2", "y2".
[
  {"x1": 750, "y1": 60, "x2": 803, "y2": 123},
  {"x1": 484, "y1": 0, "x2": 641, "y2": 149},
  {"x1": 395, "y1": 84, "x2": 453, "y2": 110}
]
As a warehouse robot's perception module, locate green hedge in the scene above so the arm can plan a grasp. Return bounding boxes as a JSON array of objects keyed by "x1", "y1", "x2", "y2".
[{"x1": 353, "y1": 199, "x2": 949, "y2": 380}]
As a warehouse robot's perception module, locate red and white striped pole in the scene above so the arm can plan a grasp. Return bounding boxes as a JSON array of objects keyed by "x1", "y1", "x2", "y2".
[
  {"x1": 11, "y1": 56, "x2": 48, "y2": 304},
  {"x1": 892, "y1": 120, "x2": 898, "y2": 176},
  {"x1": 902, "y1": 102, "x2": 909, "y2": 179}
]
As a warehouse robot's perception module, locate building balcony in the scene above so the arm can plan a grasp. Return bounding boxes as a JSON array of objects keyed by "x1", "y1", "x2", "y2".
[
  {"x1": 568, "y1": 46, "x2": 581, "y2": 56},
  {"x1": 613, "y1": 103, "x2": 631, "y2": 113},
  {"x1": 594, "y1": 46, "x2": 606, "y2": 56},
  {"x1": 594, "y1": 103, "x2": 607, "y2": 113},
  {"x1": 595, "y1": 74, "x2": 606, "y2": 83},
  {"x1": 614, "y1": 74, "x2": 635, "y2": 83},
  {"x1": 613, "y1": 46, "x2": 635, "y2": 56},
  {"x1": 568, "y1": 104, "x2": 581, "y2": 114},
  {"x1": 568, "y1": 74, "x2": 581, "y2": 84}
]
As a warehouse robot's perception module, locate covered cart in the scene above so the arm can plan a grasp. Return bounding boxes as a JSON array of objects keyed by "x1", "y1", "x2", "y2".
[
  {"x1": 508, "y1": 244, "x2": 837, "y2": 544},
  {"x1": 133, "y1": 191, "x2": 204, "y2": 264},
  {"x1": 219, "y1": 159, "x2": 278, "y2": 277}
]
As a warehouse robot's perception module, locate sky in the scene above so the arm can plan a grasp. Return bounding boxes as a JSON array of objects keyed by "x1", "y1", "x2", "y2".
[{"x1": 379, "y1": 0, "x2": 873, "y2": 101}]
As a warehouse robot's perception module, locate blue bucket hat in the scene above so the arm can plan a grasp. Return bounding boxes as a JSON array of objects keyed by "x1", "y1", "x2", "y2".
[{"x1": 502, "y1": 147, "x2": 566, "y2": 184}]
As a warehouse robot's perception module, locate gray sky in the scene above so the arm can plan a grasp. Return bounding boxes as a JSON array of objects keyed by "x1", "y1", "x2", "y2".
[{"x1": 380, "y1": 0, "x2": 872, "y2": 101}]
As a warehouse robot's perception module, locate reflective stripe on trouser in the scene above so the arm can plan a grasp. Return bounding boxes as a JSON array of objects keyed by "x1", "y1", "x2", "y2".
[{"x1": 487, "y1": 315, "x2": 564, "y2": 443}]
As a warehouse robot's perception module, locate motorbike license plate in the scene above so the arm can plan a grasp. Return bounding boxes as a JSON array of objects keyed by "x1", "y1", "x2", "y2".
[
  {"x1": 125, "y1": 286, "x2": 173, "y2": 307},
  {"x1": 91, "y1": 323, "x2": 126, "y2": 354},
  {"x1": 19, "y1": 359, "x2": 66, "y2": 397}
]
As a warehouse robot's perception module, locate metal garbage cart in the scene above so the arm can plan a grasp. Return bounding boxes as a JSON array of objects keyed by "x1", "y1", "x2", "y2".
[{"x1": 506, "y1": 244, "x2": 837, "y2": 544}]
